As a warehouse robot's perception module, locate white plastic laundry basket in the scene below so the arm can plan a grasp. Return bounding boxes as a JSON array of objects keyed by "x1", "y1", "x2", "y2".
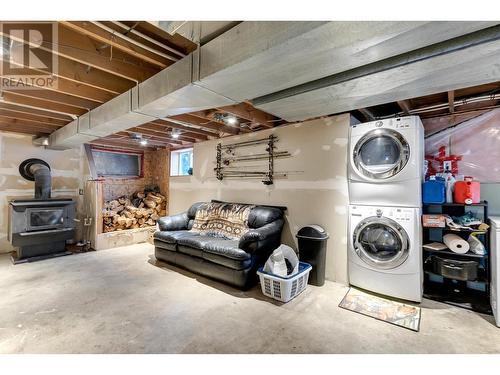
[{"x1": 257, "y1": 262, "x2": 312, "y2": 303}]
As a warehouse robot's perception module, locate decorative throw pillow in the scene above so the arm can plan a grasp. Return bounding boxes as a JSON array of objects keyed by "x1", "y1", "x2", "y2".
[{"x1": 190, "y1": 202, "x2": 254, "y2": 240}]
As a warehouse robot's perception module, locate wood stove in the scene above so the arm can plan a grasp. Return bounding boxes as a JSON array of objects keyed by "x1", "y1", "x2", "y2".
[{"x1": 8, "y1": 158, "x2": 76, "y2": 262}]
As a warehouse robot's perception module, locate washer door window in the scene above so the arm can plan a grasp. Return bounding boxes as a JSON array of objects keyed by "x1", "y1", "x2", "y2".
[
  {"x1": 353, "y1": 217, "x2": 409, "y2": 269},
  {"x1": 353, "y1": 129, "x2": 410, "y2": 180}
]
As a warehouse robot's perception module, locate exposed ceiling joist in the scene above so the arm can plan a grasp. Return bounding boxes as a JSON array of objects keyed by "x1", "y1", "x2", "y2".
[
  {"x1": 0, "y1": 108, "x2": 69, "y2": 126},
  {"x1": 114, "y1": 132, "x2": 177, "y2": 147},
  {"x1": 125, "y1": 128, "x2": 192, "y2": 145},
  {"x1": 3, "y1": 91, "x2": 86, "y2": 116},
  {"x1": 3, "y1": 88, "x2": 101, "y2": 110},
  {"x1": 213, "y1": 102, "x2": 276, "y2": 128},
  {"x1": 397, "y1": 100, "x2": 412, "y2": 115},
  {"x1": 0, "y1": 118, "x2": 57, "y2": 133},
  {"x1": 61, "y1": 21, "x2": 174, "y2": 68},
  {"x1": 3, "y1": 45, "x2": 133, "y2": 95},
  {"x1": 0, "y1": 122, "x2": 53, "y2": 135},
  {"x1": 135, "y1": 123, "x2": 208, "y2": 141},
  {"x1": 448, "y1": 91, "x2": 455, "y2": 113},
  {"x1": 168, "y1": 114, "x2": 241, "y2": 135},
  {"x1": 90, "y1": 138, "x2": 157, "y2": 151},
  {"x1": 0, "y1": 113, "x2": 64, "y2": 129},
  {"x1": 0, "y1": 24, "x2": 160, "y2": 83},
  {"x1": 358, "y1": 107, "x2": 377, "y2": 122},
  {"x1": 150, "y1": 119, "x2": 217, "y2": 138},
  {"x1": 108, "y1": 21, "x2": 186, "y2": 59},
  {"x1": 0, "y1": 102, "x2": 74, "y2": 122}
]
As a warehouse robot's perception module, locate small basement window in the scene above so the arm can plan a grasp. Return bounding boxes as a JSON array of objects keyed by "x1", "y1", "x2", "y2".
[
  {"x1": 90, "y1": 146, "x2": 143, "y2": 178},
  {"x1": 170, "y1": 148, "x2": 193, "y2": 176}
]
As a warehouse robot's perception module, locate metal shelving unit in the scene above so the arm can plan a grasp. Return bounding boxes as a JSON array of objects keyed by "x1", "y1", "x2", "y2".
[{"x1": 422, "y1": 201, "x2": 492, "y2": 314}]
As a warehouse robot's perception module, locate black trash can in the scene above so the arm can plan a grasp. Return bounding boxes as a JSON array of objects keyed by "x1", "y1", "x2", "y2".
[{"x1": 296, "y1": 225, "x2": 329, "y2": 286}]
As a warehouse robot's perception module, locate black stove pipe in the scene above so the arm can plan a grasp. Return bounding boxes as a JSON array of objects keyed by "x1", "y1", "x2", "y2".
[
  {"x1": 19, "y1": 159, "x2": 52, "y2": 200},
  {"x1": 30, "y1": 164, "x2": 52, "y2": 200}
]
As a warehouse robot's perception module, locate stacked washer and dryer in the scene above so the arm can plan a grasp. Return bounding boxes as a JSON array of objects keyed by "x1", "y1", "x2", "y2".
[{"x1": 347, "y1": 116, "x2": 425, "y2": 302}]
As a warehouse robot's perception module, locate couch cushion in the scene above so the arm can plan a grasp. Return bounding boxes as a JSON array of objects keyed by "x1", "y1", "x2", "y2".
[
  {"x1": 247, "y1": 206, "x2": 284, "y2": 228},
  {"x1": 177, "y1": 235, "x2": 250, "y2": 260},
  {"x1": 154, "y1": 240, "x2": 177, "y2": 252},
  {"x1": 178, "y1": 245, "x2": 203, "y2": 258},
  {"x1": 203, "y1": 251, "x2": 252, "y2": 270},
  {"x1": 203, "y1": 239, "x2": 250, "y2": 261},
  {"x1": 154, "y1": 230, "x2": 199, "y2": 244}
]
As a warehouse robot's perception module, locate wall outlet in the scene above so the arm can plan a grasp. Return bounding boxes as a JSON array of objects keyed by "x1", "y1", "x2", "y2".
[{"x1": 79, "y1": 188, "x2": 84, "y2": 195}]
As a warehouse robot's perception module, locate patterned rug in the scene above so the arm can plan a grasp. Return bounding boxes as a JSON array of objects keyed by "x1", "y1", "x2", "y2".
[{"x1": 339, "y1": 288, "x2": 421, "y2": 332}]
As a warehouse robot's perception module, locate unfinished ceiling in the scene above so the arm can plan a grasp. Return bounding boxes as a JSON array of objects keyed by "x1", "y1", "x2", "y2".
[
  {"x1": 1, "y1": 21, "x2": 499, "y2": 151},
  {"x1": 0, "y1": 21, "x2": 284, "y2": 150}
]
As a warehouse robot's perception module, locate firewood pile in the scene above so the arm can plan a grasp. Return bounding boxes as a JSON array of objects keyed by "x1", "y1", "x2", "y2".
[{"x1": 102, "y1": 190, "x2": 167, "y2": 232}]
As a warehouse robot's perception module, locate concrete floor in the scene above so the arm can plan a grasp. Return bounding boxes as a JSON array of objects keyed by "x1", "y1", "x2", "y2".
[{"x1": 0, "y1": 243, "x2": 498, "y2": 354}]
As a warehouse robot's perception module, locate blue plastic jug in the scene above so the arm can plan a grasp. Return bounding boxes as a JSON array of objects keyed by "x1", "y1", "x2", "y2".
[{"x1": 423, "y1": 176, "x2": 446, "y2": 204}]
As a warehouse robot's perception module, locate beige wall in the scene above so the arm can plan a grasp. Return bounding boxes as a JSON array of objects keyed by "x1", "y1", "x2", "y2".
[
  {"x1": 169, "y1": 114, "x2": 351, "y2": 284},
  {"x1": 0, "y1": 131, "x2": 84, "y2": 254}
]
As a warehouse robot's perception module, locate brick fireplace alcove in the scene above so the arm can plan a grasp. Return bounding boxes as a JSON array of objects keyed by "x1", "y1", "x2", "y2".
[{"x1": 85, "y1": 147, "x2": 169, "y2": 250}]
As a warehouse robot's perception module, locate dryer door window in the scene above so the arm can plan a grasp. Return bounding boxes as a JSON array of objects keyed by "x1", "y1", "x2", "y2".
[
  {"x1": 353, "y1": 217, "x2": 410, "y2": 270},
  {"x1": 353, "y1": 129, "x2": 410, "y2": 180}
]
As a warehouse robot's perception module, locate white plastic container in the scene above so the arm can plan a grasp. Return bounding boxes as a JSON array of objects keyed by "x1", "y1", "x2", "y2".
[{"x1": 257, "y1": 262, "x2": 312, "y2": 303}]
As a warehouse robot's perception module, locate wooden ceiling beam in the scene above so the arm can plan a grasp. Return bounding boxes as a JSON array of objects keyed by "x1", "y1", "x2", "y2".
[
  {"x1": 0, "y1": 119, "x2": 57, "y2": 133},
  {"x1": 0, "y1": 102, "x2": 74, "y2": 122},
  {"x1": 0, "y1": 71, "x2": 113, "y2": 105},
  {"x1": 107, "y1": 21, "x2": 185, "y2": 59},
  {"x1": 90, "y1": 138, "x2": 157, "y2": 151},
  {"x1": 397, "y1": 100, "x2": 411, "y2": 115},
  {"x1": 128, "y1": 127, "x2": 198, "y2": 144},
  {"x1": 188, "y1": 112, "x2": 253, "y2": 134},
  {"x1": 141, "y1": 121, "x2": 210, "y2": 140},
  {"x1": 61, "y1": 21, "x2": 173, "y2": 68},
  {"x1": 3, "y1": 91, "x2": 87, "y2": 116},
  {"x1": 120, "y1": 130, "x2": 184, "y2": 145},
  {"x1": 3, "y1": 88, "x2": 101, "y2": 110},
  {"x1": 0, "y1": 122, "x2": 53, "y2": 135},
  {"x1": 149, "y1": 119, "x2": 217, "y2": 138},
  {"x1": 128, "y1": 21, "x2": 197, "y2": 56},
  {"x1": 214, "y1": 103, "x2": 277, "y2": 128},
  {"x1": 0, "y1": 113, "x2": 64, "y2": 129},
  {"x1": 0, "y1": 24, "x2": 159, "y2": 83},
  {"x1": 172, "y1": 114, "x2": 241, "y2": 135},
  {"x1": 448, "y1": 91, "x2": 455, "y2": 113},
  {"x1": 3, "y1": 45, "x2": 134, "y2": 95},
  {"x1": 0, "y1": 107, "x2": 69, "y2": 126},
  {"x1": 358, "y1": 107, "x2": 377, "y2": 122},
  {"x1": 113, "y1": 132, "x2": 175, "y2": 147}
]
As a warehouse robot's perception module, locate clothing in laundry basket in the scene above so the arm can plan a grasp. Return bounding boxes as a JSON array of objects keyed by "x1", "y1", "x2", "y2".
[{"x1": 263, "y1": 245, "x2": 299, "y2": 277}]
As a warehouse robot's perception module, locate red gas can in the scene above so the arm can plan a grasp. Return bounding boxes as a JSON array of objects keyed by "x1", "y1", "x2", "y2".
[{"x1": 454, "y1": 177, "x2": 480, "y2": 204}]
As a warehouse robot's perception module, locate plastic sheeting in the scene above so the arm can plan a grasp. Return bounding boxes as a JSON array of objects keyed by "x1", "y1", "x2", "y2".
[{"x1": 425, "y1": 108, "x2": 500, "y2": 183}]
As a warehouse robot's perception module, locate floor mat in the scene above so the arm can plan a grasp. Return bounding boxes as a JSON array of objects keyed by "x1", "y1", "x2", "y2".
[{"x1": 339, "y1": 288, "x2": 421, "y2": 332}]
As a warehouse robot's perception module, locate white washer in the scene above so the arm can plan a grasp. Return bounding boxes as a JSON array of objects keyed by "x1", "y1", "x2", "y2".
[
  {"x1": 489, "y1": 217, "x2": 500, "y2": 327},
  {"x1": 348, "y1": 204, "x2": 423, "y2": 302},
  {"x1": 348, "y1": 116, "x2": 424, "y2": 207}
]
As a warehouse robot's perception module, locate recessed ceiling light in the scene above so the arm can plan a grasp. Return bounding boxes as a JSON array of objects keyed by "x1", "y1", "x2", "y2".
[
  {"x1": 140, "y1": 139, "x2": 148, "y2": 146},
  {"x1": 225, "y1": 115, "x2": 238, "y2": 125},
  {"x1": 172, "y1": 132, "x2": 180, "y2": 139}
]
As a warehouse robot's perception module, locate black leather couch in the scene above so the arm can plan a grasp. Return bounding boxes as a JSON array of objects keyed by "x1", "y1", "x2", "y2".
[{"x1": 154, "y1": 201, "x2": 285, "y2": 289}]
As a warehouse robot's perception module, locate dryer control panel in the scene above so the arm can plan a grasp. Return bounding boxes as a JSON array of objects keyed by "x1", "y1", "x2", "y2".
[
  {"x1": 351, "y1": 116, "x2": 417, "y2": 130},
  {"x1": 350, "y1": 206, "x2": 413, "y2": 222}
]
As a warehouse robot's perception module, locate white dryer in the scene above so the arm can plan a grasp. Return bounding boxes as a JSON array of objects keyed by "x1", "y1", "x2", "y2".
[
  {"x1": 348, "y1": 116, "x2": 424, "y2": 207},
  {"x1": 348, "y1": 204, "x2": 423, "y2": 302}
]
